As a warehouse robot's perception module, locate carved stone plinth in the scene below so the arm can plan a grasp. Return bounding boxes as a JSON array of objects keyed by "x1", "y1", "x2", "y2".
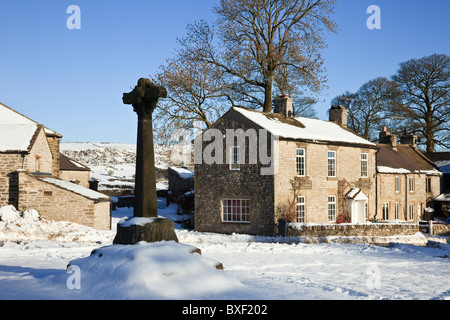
[{"x1": 113, "y1": 217, "x2": 179, "y2": 245}]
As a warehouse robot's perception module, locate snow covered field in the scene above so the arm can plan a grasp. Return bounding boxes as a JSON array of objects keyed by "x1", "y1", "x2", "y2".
[{"x1": 0, "y1": 203, "x2": 449, "y2": 301}]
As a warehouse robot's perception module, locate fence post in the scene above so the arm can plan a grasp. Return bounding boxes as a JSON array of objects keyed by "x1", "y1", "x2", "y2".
[{"x1": 429, "y1": 220, "x2": 433, "y2": 236}]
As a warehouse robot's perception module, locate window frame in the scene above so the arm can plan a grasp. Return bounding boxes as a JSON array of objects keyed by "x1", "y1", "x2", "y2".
[
  {"x1": 222, "y1": 199, "x2": 250, "y2": 223},
  {"x1": 328, "y1": 195, "x2": 336, "y2": 222},
  {"x1": 395, "y1": 202, "x2": 399, "y2": 220},
  {"x1": 297, "y1": 196, "x2": 306, "y2": 223},
  {"x1": 327, "y1": 151, "x2": 336, "y2": 178},
  {"x1": 361, "y1": 153, "x2": 368, "y2": 178},
  {"x1": 296, "y1": 148, "x2": 306, "y2": 177},
  {"x1": 426, "y1": 177, "x2": 432, "y2": 193},
  {"x1": 409, "y1": 177, "x2": 414, "y2": 193},
  {"x1": 395, "y1": 176, "x2": 400, "y2": 193},
  {"x1": 409, "y1": 203, "x2": 414, "y2": 221},
  {"x1": 382, "y1": 202, "x2": 389, "y2": 220},
  {"x1": 230, "y1": 146, "x2": 240, "y2": 171}
]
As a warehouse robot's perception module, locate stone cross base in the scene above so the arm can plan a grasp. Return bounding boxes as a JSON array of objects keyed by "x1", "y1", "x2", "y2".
[{"x1": 113, "y1": 217, "x2": 179, "y2": 245}]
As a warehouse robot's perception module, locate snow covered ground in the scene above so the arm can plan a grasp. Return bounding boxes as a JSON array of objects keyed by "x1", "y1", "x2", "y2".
[{"x1": 0, "y1": 202, "x2": 449, "y2": 301}]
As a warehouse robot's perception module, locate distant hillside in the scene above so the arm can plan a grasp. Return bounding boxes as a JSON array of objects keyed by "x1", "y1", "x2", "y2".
[
  {"x1": 60, "y1": 142, "x2": 174, "y2": 169},
  {"x1": 60, "y1": 142, "x2": 193, "y2": 196}
]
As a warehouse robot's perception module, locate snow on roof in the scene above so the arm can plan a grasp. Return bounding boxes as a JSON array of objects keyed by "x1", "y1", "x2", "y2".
[
  {"x1": 0, "y1": 124, "x2": 39, "y2": 152},
  {"x1": 169, "y1": 167, "x2": 194, "y2": 179},
  {"x1": 232, "y1": 107, "x2": 375, "y2": 146},
  {"x1": 377, "y1": 166, "x2": 442, "y2": 175},
  {"x1": 377, "y1": 166, "x2": 411, "y2": 174},
  {"x1": 0, "y1": 102, "x2": 62, "y2": 137},
  {"x1": 346, "y1": 188, "x2": 361, "y2": 199},
  {"x1": 38, "y1": 177, "x2": 110, "y2": 201},
  {"x1": 435, "y1": 193, "x2": 450, "y2": 202}
]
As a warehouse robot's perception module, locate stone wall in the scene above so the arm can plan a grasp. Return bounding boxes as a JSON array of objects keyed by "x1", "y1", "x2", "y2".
[
  {"x1": 60, "y1": 170, "x2": 90, "y2": 188},
  {"x1": 17, "y1": 170, "x2": 110, "y2": 230},
  {"x1": 25, "y1": 127, "x2": 53, "y2": 174},
  {"x1": 286, "y1": 223, "x2": 418, "y2": 237},
  {"x1": 432, "y1": 224, "x2": 450, "y2": 236},
  {"x1": 0, "y1": 153, "x2": 23, "y2": 207},
  {"x1": 194, "y1": 110, "x2": 276, "y2": 236},
  {"x1": 0, "y1": 128, "x2": 54, "y2": 208},
  {"x1": 46, "y1": 135, "x2": 61, "y2": 177}
]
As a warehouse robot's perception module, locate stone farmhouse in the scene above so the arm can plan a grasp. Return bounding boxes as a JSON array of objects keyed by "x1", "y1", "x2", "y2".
[
  {"x1": 0, "y1": 102, "x2": 111, "y2": 230},
  {"x1": 195, "y1": 95, "x2": 378, "y2": 236},
  {"x1": 194, "y1": 95, "x2": 444, "y2": 236}
]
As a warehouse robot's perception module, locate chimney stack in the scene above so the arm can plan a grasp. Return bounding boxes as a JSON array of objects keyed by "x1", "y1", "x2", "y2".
[
  {"x1": 273, "y1": 94, "x2": 293, "y2": 117},
  {"x1": 400, "y1": 128, "x2": 417, "y2": 148},
  {"x1": 329, "y1": 105, "x2": 347, "y2": 128},
  {"x1": 379, "y1": 127, "x2": 397, "y2": 150}
]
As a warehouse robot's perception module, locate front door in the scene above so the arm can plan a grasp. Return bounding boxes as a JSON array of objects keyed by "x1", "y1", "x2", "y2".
[{"x1": 352, "y1": 200, "x2": 366, "y2": 224}]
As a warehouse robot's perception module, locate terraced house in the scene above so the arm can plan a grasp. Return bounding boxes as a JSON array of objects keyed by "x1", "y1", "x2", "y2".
[
  {"x1": 376, "y1": 128, "x2": 442, "y2": 222},
  {"x1": 0, "y1": 102, "x2": 111, "y2": 230},
  {"x1": 194, "y1": 95, "x2": 379, "y2": 236}
]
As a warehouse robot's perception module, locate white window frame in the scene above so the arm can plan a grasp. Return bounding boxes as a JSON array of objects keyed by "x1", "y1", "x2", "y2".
[
  {"x1": 328, "y1": 196, "x2": 336, "y2": 222},
  {"x1": 297, "y1": 196, "x2": 306, "y2": 223},
  {"x1": 409, "y1": 203, "x2": 414, "y2": 221},
  {"x1": 395, "y1": 202, "x2": 399, "y2": 220},
  {"x1": 382, "y1": 202, "x2": 389, "y2": 220},
  {"x1": 361, "y1": 153, "x2": 368, "y2": 178},
  {"x1": 222, "y1": 199, "x2": 250, "y2": 223},
  {"x1": 296, "y1": 148, "x2": 306, "y2": 177},
  {"x1": 395, "y1": 176, "x2": 400, "y2": 193},
  {"x1": 409, "y1": 177, "x2": 414, "y2": 193},
  {"x1": 230, "y1": 146, "x2": 240, "y2": 171},
  {"x1": 328, "y1": 151, "x2": 336, "y2": 177}
]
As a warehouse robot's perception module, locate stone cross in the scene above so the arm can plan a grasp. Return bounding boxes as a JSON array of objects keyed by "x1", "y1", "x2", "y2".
[{"x1": 123, "y1": 78, "x2": 167, "y2": 218}]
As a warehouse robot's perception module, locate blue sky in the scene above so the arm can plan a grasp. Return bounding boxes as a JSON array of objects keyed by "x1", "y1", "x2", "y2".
[{"x1": 0, "y1": 0, "x2": 449, "y2": 143}]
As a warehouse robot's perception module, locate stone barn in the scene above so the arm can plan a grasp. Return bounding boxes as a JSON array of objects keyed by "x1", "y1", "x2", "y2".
[{"x1": 0, "y1": 102, "x2": 111, "y2": 230}]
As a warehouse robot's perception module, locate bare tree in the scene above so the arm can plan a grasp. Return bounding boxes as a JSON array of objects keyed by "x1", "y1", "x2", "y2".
[
  {"x1": 151, "y1": 53, "x2": 230, "y2": 143},
  {"x1": 332, "y1": 77, "x2": 403, "y2": 141},
  {"x1": 392, "y1": 54, "x2": 450, "y2": 152},
  {"x1": 180, "y1": 0, "x2": 337, "y2": 112}
]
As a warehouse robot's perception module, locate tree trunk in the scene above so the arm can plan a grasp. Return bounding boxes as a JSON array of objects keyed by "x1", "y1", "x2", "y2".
[{"x1": 263, "y1": 76, "x2": 274, "y2": 113}]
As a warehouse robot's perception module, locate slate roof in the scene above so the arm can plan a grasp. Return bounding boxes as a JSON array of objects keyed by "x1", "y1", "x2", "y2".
[
  {"x1": 376, "y1": 144, "x2": 441, "y2": 174},
  {"x1": 59, "y1": 153, "x2": 90, "y2": 172}
]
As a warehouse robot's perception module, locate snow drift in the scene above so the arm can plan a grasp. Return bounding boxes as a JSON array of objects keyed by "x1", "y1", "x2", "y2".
[{"x1": 64, "y1": 241, "x2": 242, "y2": 300}]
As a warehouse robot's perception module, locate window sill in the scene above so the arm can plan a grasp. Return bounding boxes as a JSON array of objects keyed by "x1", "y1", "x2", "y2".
[{"x1": 222, "y1": 221, "x2": 251, "y2": 224}]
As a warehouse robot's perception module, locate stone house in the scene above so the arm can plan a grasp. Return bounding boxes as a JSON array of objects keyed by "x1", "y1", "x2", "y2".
[
  {"x1": 194, "y1": 95, "x2": 378, "y2": 236},
  {"x1": 59, "y1": 153, "x2": 91, "y2": 188},
  {"x1": 376, "y1": 129, "x2": 443, "y2": 222},
  {"x1": 0, "y1": 102, "x2": 111, "y2": 230}
]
